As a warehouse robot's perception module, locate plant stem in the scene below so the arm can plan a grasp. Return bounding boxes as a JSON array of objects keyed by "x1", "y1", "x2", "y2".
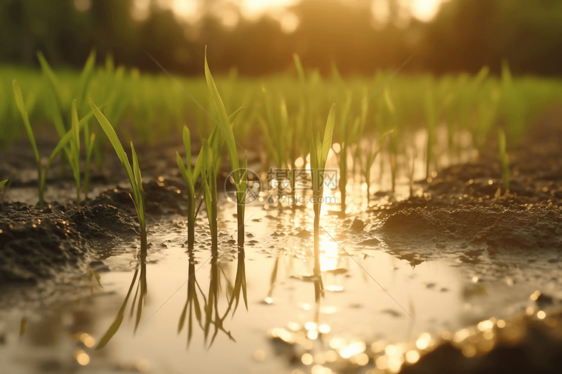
[
  {"x1": 366, "y1": 179, "x2": 371, "y2": 205},
  {"x1": 313, "y1": 208, "x2": 321, "y2": 275},
  {"x1": 237, "y1": 202, "x2": 244, "y2": 246},
  {"x1": 340, "y1": 143, "x2": 347, "y2": 214},
  {"x1": 211, "y1": 175, "x2": 218, "y2": 253},
  {"x1": 140, "y1": 224, "x2": 147, "y2": 256},
  {"x1": 187, "y1": 193, "x2": 195, "y2": 250},
  {"x1": 38, "y1": 169, "x2": 45, "y2": 208}
]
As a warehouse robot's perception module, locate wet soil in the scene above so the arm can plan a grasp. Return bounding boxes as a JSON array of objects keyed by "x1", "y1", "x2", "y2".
[{"x1": 0, "y1": 202, "x2": 138, "y2": 283}]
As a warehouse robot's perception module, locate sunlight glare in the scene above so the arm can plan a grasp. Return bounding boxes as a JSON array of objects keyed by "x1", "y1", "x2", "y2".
[
  {"x1": 409, "y1": 0, "x2": 443, "y2": 22},
  {"x1": 280, "y1": 12, "x2": 300, "y2": 33},
  {"x1": 242, "y1": 0, "x2": 299, "y2": 20},
  {"x1": 172, "y1": 0, "x2": 199, "y2": 22}
]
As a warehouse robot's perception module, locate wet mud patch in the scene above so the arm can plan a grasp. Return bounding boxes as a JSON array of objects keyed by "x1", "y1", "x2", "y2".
[
  {"x1": 0, "y1": 202, "x2": 138, "y2": 284},
  {"x1": 375, "y1": 206, "x2": 562, "y2": 258},
  {"x1": 90, "y1": 177, "x2": 188, "y2": 216}
]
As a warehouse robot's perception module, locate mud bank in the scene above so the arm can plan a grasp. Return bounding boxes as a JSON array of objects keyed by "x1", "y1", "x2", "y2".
[
  {"x1": 0, "y1": 202, "x2": 138, "y2": 284},
  {"x1": 0, "y1": 175, "x2": 197, "y2": 285},
  {"x1": 376, "y1": 206, "x2": 562, "y2": 255}
]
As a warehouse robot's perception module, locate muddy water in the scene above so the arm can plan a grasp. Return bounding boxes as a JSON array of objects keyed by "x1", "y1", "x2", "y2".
[{"x1": 1, "y1": 177, "x2": 558, "y2": 374}]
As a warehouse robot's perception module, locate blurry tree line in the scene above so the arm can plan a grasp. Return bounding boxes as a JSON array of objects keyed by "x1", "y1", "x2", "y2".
[{"x1": 1, "y1": 0, "x2": 561, "y2": 76}]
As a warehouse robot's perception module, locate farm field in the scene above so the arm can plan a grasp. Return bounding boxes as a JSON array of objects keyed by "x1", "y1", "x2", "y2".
[
  {"x1": 2, "y1": 52, "x2": 562, "y2": 374},
  {"x1": 2, "y1": 1, "x2": 562, "y2": 373}
]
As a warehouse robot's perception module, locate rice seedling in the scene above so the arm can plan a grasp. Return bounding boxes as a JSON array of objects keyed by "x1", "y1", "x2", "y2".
[
  {"x1": 424, "y1": 91, "x2": 437, "y2": 179},
  {"x1": 0, "y1": 178, "x2": 7, "y2": 206},
  {"x1": 83, "y1": 122, "x2": 96, "y2": 200},
  {"x1": 199, "y1": 140, "x2": 219, "y2": 251},
  {"x1": 204, "y1": 49, "x2": 248, "y2": 246},
  {"x1": 66, "y1": 100, "x2": 83, "y2": 205},
  {"x1": 361, "y1": 130, "x2": 392, "y2": 204},
  {"x1": 89, "y1": 99, "x2": 147, "y2": 251},
  {"x1": 13, "y1": 80, "x2": 93, "y2": 208},
  {"x1": 310, "y1": 103, "x2": 336, "y2": 287},
  {"x1": 258, "y1": 93, "x2": 295, "y2": 197},
  {"x1": 498, "y1": 128, "x2": 510, "y2": 192},
  {"x1": 13, "y1": 79, "x2": 44, "y2": 206},
  {"x1": 501, "y1": 61, "x2": 527, "y2": 146},
  {"x1": 475, "y1": 88, "x2": 501, "y2": 149},
  {"x1": 258, "y1": 91, "x2": 286, "y2": 171},
  {"x1": 334, "y1": 87, "x2": 352, "y2": 213},
  {"x1": 179, "y1": 103, "x2": 247, "y2": 251},
  {"x1": 177, "y1": 125, "x2": 205, "y2": 250},
  {"x1": 37, "y1": 52, "x2": 66, "y2": 138},
  {"x1": 383, "y1": 88, "x2": 399, "y2": 192},
  {"x1": 38, "y1": 51, "x2": 99, "y2": 200}
]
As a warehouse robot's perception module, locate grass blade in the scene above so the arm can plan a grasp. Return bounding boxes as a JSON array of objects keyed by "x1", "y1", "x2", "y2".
[
  {"x1": 321, "y1": 104, "x2": 336, "y2": 167},
  {"x1": 37, "y1": 51, "x2": 64, "y2": 110},
  {"x1": 204, "y1": 47, "x2": 240, "y2": 183},
  {"x1": 13, "y1": 80, "x2": 40, "y2": 165},
  {"x1": 88, "y1": 99, "x2": 136, "y2": 189}
]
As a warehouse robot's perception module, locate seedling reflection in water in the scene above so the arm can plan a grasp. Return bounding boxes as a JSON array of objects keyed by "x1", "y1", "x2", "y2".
[
  {"x1": 177, "y1": 249, "x2": 247, "y2": 348},
  {"x1": 96, "y1": 257, "x2": 147, "y2": 350}
]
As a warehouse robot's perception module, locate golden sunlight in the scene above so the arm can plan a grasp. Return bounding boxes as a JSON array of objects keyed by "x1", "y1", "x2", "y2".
[
  {"x1": 241, "y1": 0, "x2": 300, "y2": 19},
  {"x1": 408, "y1": 0, "x2": 445, "y2": 22}
]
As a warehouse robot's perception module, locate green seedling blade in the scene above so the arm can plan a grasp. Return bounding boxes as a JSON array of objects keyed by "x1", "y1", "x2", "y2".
[
  {"x1": 182, "y1": 126, "x2": 192, "y2": 176},
  {"x1": 177, "y1": 152, "x2": 194, "y2": 191},
  {"x1": 71, "y1": 100, "x2": 80, "y2": 154},
  {"x1": 204, "y1": 47, "x2": 240, "y2": 183},
  {"x1": 384, "y1": 88, "x2": 395, "y2": 114},
  {"x1": 89, "y1": 99, "x2": 136, "y2": 191},
  {"x1": 321, "y1": 104, "x2": 336, "y2": 168},
  {"x1": 76, "y1": 50, "x2": 96, "y2": 104},
  {"x1": 293, "y1": 54, "x2": 306, "y2": 84},
  {"x1": 87, "y1": 133, "x2": 96, "y2": 158},
  {"x1": 37, "y1": 51, "x2": 64, "y2": 109},
  {"x1": 229, "y1": 105, "x2": 247, "y2": 123},
  {"x1": 13, "y1": 80, "x2": 40, "y2": 165}
]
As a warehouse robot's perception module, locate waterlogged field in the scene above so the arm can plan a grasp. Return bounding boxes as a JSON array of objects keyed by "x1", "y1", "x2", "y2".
[{"x1": 2, "y1": 53, "x2": 562, "y2": 374}]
